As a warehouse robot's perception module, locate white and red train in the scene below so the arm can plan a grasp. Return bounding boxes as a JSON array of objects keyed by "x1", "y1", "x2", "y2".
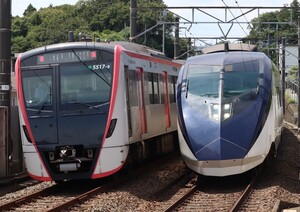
[{"x1": 15, "y1": 41, "x2": 182, "y2": 182}]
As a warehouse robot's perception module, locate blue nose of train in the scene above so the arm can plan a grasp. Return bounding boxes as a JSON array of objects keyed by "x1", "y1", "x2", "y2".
[
  {"x1": 194, "y1": 137, "x2": 247, "y2": 160},
  {"x1": 181, "y1": 99, "x2": 264, "y2": 161}
]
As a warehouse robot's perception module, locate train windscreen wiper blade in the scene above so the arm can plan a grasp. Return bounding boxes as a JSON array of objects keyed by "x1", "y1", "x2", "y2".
[
  {"x1": 92, "y1": 101, "x2": 110, "y2": 109},
  {"x1": 185, "y1": 80, "x2": 189, "y2": 98},
  {"x1": 36, "y1": 93, "x2": 52, "y2": 114},
  {"x1": 72, "y1": 49, "x2": 111, "y2": 87},
  {"x1": 71, "y1": 101, "x2": 100, "y2": 110}
]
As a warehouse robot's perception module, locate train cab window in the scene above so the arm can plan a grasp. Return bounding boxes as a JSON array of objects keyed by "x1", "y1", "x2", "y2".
[
  {"x1": 60, "y1": 63, "x2": 112, "y2": 111},
  {"x1": 223, "y1": 60, "x2": 260, "y2": 98},
  {"x1": 187, "y1": 61, "x2": 260, "y2": 100},
  {"x1": 187, "y1": 64, "x2": 220, "y2": 98},
  {"x1": 22, "y1": 69, "x2": 53, "y2": 108}
]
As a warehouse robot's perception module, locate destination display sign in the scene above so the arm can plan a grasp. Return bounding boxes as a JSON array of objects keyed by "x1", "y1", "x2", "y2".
[{"x1": 37, "y1": 50, "x2": 97, "y2": 64}]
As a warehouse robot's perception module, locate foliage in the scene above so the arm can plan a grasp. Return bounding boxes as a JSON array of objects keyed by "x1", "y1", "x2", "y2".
[
  {"x1": 23, "y1": 4, "x2": 37, "y2": 16},
  {"x1": 247, "y1": 0, "x2": 299, "y2": 47},
  {"x1": 12, "y1": 0, "x2": 184, "y2": 59},
  {"x1": 286, "y1": 65, "x2": 298, "y2": 82},
  {"x1": 244, "y1": 0, "x2": 300, "y2": 62},
  {"x1": 288, "y1": 97, "x2": 296, "y2": 104}
]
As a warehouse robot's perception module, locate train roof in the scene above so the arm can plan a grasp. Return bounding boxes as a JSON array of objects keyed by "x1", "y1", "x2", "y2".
[
  {"x1": 202, "y1": 43, "x2": 257, "y2": 54},
  {"x1": 20, "y1": 41, "x2": 169, "y2": 60},
  {"x1": 186, "y1": 50, "x2": 267, "y2": 66}
]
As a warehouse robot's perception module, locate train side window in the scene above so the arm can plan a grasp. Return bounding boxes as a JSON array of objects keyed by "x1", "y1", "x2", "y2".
[
  {"x1": 148, "y1": 73, "x2": 154, "y2": 104},
  {"x1": 159, "y1": 74, "x2": 165, "y2": 104},
  {"x1": 272, "y1": 63, "x2": 282, "y2": 107},
  {"x1": 125, "y1": 66, "x2": 133, "y2": 137},
  {"x1": 128, "y1": 69, "x2": 138, "y2": 107},
  {"x1": 169, "y1": 75, "x2": 177, "y2": 103},
  {"x1": 137, "y1": 67, "x2": 147, "y2": 133},
  {"x1": 148, "y1": 73, "x2": 160, "y2": 104},
  {"x1": 153, "y1": 74, "x2": 160, "y2": 104}
]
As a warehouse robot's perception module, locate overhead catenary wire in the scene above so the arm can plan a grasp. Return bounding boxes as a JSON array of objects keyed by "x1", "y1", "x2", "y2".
[
  {"x1": 235, "y1": 0, "x2": 253, "y2": 30},
  {"x1": 221, "y1": 0, "x2": 249, "y2": 37},
  {"x1": 220, "y1": 1, "x2": 257, "y2": 75}
]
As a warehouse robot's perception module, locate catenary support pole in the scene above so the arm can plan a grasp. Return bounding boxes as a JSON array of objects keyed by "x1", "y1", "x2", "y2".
[
  {"x1": 130, "y1": 0, "x2": 137, "y2": 42},
  {"x1": 0, "y1": 0, "x2": 11, "y2": 179},
  {"x1": 281, "y1": 37, "x2": 285, "y2": 114},
  {"x1": 297, "y1": 17, "x2": 300, "y2": 179}
]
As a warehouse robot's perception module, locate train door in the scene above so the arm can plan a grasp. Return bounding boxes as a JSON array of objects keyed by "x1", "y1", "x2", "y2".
[
  {"x1": 137, "y1": 67, "x2": 147, "y2": 135},
  {"x1": 162, "y1": 71, "x2": 171, "y2": 129},
  {"x1": 21, "y1": 66, "x2": 58, "y2": 145},
  {"x1": 124, "y1": 66, "x2": 133, "y2": 137}
]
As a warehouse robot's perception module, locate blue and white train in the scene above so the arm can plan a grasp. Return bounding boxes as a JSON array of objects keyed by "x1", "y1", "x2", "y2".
[{"x1": 176, "y1": 43, "x2": 283, "y2": 176}]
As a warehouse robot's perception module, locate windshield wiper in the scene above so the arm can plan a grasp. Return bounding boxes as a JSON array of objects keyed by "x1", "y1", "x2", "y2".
[
  {"x1": 185, "y1": 80, "x2": 189, "y2": 98},
  {"x1": 204, "y1": 93, "x2": 219, "y2": 98},
  {"x1": 70, "y1": 101, "x2": 110, "y2": 111},
  {"x1": 36, "y1": 93, "x2": 52, "y2": 114},
  {"x1": 92, "y1": 101, "x2": 110, "y2": 109},
  {"x1": 70, "y1": 102, "x2": 98, "y2": 109},
  {"x1": 72, "y1": 50, "x2": 111, "y2": 87}
]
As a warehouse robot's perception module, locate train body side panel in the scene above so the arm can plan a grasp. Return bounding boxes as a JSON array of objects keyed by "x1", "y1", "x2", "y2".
[
  {"x1": 122, "y1": 51, "x2": 178, "y2": 144},
  {"x1": 19, "y1": 108, "x2": 51, "y2": 181},
  {"x1": 92, "y1": 46, "x2": 129, "y2": 178}
]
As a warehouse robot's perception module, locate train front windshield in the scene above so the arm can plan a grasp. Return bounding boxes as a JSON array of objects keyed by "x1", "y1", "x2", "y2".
[
  {"x1": 187, "y1": 60, "x2": 260, "y2": 100},
  {"x1": 21, "y1": 49, "x2": 113, "y2": 112},
  {"x1": 60, "y1": 64, "x2": 111, "y2": 111}
]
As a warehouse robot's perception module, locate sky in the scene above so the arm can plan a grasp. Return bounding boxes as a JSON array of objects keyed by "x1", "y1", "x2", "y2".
[
  {"x1": 12, "y1": 0, "x2": 294, "y2": 45},
  {"x1": 12, "y1": 0, "x2": 292, "y2": 17}
]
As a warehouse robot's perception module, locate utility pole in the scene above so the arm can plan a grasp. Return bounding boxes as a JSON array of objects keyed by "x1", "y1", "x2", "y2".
[
  {"x1": 281, "y1": 37, "x2": 285, "y2": 114},
  {"x1": 130, "y1": 0, "x2": 137, "y2": 42},
  {"x1": 0, "y1": 0, "x2": 10, "y2": 107},
  {"x1": 298, "y1": 16, "x2": 300, "y2": 128},
  {"x1": 187, "y1": 38, "x2": 192, "y2": 58},
  {"x1": 161, "y1": 10, "x2": 167, "y2": 54},
  {"x1": 174, "y1": 17, "x2": 180, "y2": 59},
  {"x1": 0, "y1": 0, "x2": 11, "y2": 179}
]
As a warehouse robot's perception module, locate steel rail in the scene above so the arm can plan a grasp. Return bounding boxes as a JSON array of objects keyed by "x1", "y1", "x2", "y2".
[
  {"x1": 0, "y1": 185, "x2": 58, "y2": 211},
  {"x1": 47, "y1": 154, "x2": 178, "y2": 212},
  {"x1": 163, "y1": 184, "x2": 199, "y2": 212}
]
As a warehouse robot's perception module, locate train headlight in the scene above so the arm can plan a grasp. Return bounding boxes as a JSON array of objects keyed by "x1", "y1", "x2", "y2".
[
  {"x1": 106, "y1": 118, "x2": 117, "y2": 138},
  {"x1": 210, "y1": 103, "x2": 220, "y2": 121},
  {"x1": 209, "y1": 103, "x2": 232, "y2": 121},
  {"x1": 222, "y1": 103, "x2": 232, "y2": 120},
  {"x1": 224, "y1": 103, "x2": 230, "y2": 110},
  {"x1": 212, "y1": 104, "x2": 219, "y2": 110},
  {"x1": 212, "y1": 113, "x2": 219, "y2": 120}
]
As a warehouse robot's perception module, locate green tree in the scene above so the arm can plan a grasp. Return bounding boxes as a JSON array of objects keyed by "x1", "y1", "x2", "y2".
[
  {"x1": 247, "y1": 1, "x2": 299, "y2": 46},
  {"x1": 287, "y1": 65, "x2": 298, "y2": 82},
  {"x1": 23, "y1": 4, "x2": 37, "y2": 16},
  {"x1": 11, "y1": 0, "x2": 184, "y2": 59},
  {"x1": 245, "y1": 0, "x2": 299, "y2": 62}
]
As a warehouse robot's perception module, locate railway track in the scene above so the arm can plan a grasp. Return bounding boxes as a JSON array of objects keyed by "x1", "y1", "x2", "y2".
[
  {"x1": 0, "y1": 154, "x2": 178, "y2": 211},
  {"x1": 160, "y1": 169, "x2": 263, "y2": 212},
  {"x1": 0, "y1": 174, "x2": 41, "y2": 197},
  {"x1": 0, "y1": 156, "x2": 266, "y2": 211}
]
